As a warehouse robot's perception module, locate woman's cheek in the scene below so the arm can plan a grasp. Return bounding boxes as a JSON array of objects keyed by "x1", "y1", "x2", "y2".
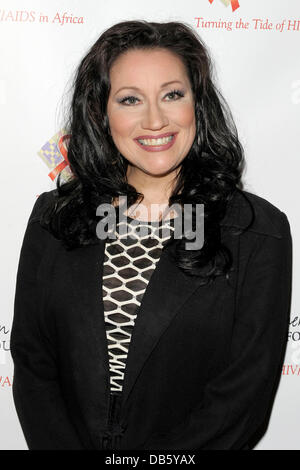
[
  {"x1": 110, "y1": 111, "x2": 139, "y2": 137},
  {"x1": 170, "y1": 103, "x2": 196, "y2": 127}
]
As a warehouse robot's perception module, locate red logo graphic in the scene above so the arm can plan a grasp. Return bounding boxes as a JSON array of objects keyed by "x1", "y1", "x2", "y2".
[
  {"x1": 37, "y1": 130, "x2": 73, "y2": 182},
  {"x1": 51, "y1": 134, "x2": 71, "y2": 180},
  {"x1": 209, "y1": 0, "x2": 240, "y2": 12}
]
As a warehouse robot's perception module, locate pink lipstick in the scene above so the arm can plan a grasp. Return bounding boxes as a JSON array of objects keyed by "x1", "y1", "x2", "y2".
[{"x1": 134, "y1": 132, "x2": 178, "y2": 152}]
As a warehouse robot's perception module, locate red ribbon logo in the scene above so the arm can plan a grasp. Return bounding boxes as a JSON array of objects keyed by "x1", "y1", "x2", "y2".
[
  {"x1": 48, "y1": 134, "x2": 71, "y2": 180},
  {"x1": 208, "y1": 0, "x2": 240, "y2": 12}
]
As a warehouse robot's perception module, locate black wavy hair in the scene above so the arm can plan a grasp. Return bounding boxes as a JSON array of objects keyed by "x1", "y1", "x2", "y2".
[{"x1": 40, "y1": 19, "x2": 254, "y2": 285}]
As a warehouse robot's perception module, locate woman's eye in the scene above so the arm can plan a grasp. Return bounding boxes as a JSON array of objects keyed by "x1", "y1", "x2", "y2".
[
  {"x1": 165, "y1": 90, "x2": 185, "y2": 101},
  {"x1": 118, "y1": 96, "x2": 139, "y2": 106},
  {"x1": 118, "y1": 89, "x2": 185, "y2": 106}
]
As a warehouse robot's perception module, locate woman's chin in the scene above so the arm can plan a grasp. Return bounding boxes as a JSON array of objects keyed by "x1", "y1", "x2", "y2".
[{"x1": 139, "y1": 162, "x2": 178, "y2": 177}]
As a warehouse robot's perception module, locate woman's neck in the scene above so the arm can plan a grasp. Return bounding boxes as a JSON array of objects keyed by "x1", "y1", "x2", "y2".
[{"x1": 111, "y1": 164, "x2": 181, "y2": 221}]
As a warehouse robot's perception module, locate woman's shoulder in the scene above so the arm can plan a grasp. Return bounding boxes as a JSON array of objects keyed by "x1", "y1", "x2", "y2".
[
  {"x1": 27, "y1": 188, "x2": 58, "y2": 225},
  {"x1": 19, "y1": 190, "x2": 60, "y2": 270},
  {"x1": 221, "y1": 188, "x2": 290, "y2": 240}
]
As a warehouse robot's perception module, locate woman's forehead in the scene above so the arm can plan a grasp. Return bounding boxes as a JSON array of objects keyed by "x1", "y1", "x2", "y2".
[{"x1": 109, "y1": 49, "x2": 189, "y2": 88}]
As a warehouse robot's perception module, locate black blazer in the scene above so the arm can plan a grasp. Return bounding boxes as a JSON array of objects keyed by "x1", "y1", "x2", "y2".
[{"x1": 11, "y1": 188, "x2": 293, "y2": 450}]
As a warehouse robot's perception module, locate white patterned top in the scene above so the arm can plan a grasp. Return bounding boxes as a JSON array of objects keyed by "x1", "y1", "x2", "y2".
[{"x1": 102, "y1": 213, "x2": 177, "y2": 393}]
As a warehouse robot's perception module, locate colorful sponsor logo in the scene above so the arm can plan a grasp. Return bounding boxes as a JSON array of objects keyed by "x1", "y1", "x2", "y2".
[
  {"x1": 208, "y1": 0, "x2": 240, "y2": 12},
  {"x1": 37, "y1": 129, "x2": 72, "y2": 182}
]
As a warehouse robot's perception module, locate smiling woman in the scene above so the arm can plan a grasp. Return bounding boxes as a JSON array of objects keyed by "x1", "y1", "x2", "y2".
[
  {"x1": 11, "y1": 20, "x2": 292, "y2": 451},
  {"x1": 106, "y1": 47, "x2": 196, "y2": 214},
  {"x1": 35, "y1": 19, "x2": 250, "y2": 269}
]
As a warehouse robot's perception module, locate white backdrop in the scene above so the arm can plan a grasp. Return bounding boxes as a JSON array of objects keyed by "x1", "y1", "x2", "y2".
[{"x1": 0, "y1": 0, "x2": 299, "y2": 450}]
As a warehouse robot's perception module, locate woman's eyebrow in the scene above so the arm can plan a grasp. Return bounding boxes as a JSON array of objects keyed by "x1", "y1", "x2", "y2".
[{"x1": 114, "y1": 80, "x2": 184, "y2": 95}]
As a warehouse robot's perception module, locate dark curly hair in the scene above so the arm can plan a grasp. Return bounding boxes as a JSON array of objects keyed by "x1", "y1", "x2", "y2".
[{"x1": 40, "y1": 19, "x2": 254, "y2": 285}]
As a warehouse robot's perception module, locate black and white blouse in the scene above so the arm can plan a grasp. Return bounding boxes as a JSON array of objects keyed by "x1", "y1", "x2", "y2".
[{"x1": 102, "y1": 213, "x2": 177, "y2": 394}]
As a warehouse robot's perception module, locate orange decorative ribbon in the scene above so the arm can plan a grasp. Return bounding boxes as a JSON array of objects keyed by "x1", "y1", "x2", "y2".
[
  {"x1": 48, "y1": 134, "x2": 71, "y2": 181},
  {"x1": 230, "y1": 0, "x2": 240, "y2": 11},
  {"x1": 208, "y1": 0, "x2": 240, "y2": 12}
]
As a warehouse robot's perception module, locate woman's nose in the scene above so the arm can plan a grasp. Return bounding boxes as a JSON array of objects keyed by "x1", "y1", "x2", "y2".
[{"x1": 141, "y1": 102, "x2": 169, "y2": 130}]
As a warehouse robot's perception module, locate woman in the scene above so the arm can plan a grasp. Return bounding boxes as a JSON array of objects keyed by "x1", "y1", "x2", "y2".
[{"x1": 11, "y1": 20, "x2": 292, "y2": 450}]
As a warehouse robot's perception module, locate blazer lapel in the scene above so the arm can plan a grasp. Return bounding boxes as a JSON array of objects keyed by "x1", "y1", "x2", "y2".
[
  {"x1": 65, "y1": 239, "x2": 112, "y2": 437},
  {"x1": 119, "y1": 238, "x2": 207, "y2": 409}
]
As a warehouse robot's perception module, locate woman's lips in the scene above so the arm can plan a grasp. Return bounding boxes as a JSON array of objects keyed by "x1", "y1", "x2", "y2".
[{"x1": 134, "y1": 132, "x2": 178, "y2": 152}]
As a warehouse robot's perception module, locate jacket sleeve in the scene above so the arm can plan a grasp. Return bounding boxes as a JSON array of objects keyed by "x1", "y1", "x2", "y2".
[
  {"x1": 145, "y1": 211, "x2": 293, "y2": 450},
  {"x1": 10, "y1": 193, "x2": 85, "y2": 450}
]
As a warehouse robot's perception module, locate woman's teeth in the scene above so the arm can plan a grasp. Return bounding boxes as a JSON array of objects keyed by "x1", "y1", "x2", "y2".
[{"x1": 138, "y1": 135, "x2": 174, "y2": 146}]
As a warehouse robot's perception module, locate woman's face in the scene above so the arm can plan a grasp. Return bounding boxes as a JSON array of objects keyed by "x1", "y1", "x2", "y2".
[{"x1": 107, "y1": 48, "x2": 196, "y2": 177}]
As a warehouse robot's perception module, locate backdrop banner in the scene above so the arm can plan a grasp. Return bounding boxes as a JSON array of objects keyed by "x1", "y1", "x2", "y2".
[{"x1": 0, "y1": 0, "x2": 298, "y2": 450}]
